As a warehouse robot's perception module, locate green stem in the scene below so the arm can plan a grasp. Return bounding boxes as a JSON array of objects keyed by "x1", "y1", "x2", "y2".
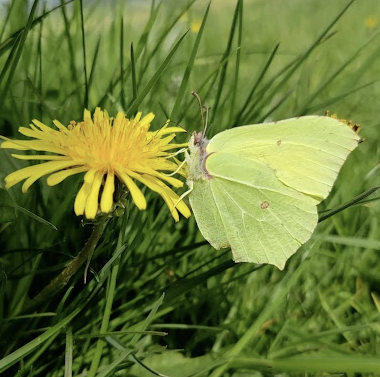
[
  {"x1": 23, "y1": 219, "x2": 107, "y2": 313},
  {"x1": 87, "y1": 212, "x2": 127, "y2": 376}
]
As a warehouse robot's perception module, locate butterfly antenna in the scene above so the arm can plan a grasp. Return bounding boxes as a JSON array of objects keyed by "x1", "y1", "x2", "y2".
[
  {"x1": 204, "y1": 104, "x2": 209, "y2": 136},
  {"x1": 191, "y1": 91, "x2": 209, "y2": 137}
]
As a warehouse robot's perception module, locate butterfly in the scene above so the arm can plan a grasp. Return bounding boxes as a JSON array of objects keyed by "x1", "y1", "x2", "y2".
[{"x1": 185, "y1": 95, "x2": 360, "y2": 270}]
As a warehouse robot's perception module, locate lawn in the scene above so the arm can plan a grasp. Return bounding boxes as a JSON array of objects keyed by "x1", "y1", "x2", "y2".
[{"x1": 1, "y1": 0, "x2": 380, "y2": 376}]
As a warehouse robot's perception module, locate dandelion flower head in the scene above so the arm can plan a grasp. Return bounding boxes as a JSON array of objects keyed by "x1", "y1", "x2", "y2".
[
  {"x1": 365, "y1": 15, "x2": 378, "y2": 29},
  {"x1": 1, "y1": 108, "x2": 191, "y2": 221}
]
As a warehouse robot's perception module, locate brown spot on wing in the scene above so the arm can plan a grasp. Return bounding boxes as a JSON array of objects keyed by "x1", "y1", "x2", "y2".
[{"x1": 261, "y1": 201, "x2": 270, "y2": 209}]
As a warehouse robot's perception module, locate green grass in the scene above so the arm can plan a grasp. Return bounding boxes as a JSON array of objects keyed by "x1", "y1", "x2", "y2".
[{"x1": 1, "y1": 0, "x2": 380, "y2": 376}]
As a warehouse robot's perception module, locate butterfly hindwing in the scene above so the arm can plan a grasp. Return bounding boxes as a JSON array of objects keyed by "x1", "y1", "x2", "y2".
[
  {"x1": 189, "y1": 178, "x2": 229, "y2": 248},
  {"x1": 191, "y1": 152, "x2": 318, "y2": 269}
]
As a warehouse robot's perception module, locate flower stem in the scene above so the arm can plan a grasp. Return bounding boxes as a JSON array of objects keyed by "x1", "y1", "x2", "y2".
[{"x1": 23, "y1": 219, "x2": 107, "y2": 313}]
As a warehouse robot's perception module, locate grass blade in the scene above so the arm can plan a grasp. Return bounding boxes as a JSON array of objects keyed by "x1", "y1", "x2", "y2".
[
  {"x1": 0, "y1": 308, "x2": 81, "y2": 373},
  {"x1": 79, "y1": 0, "x2": 89, "y2": 108},
  {"x1": 126, "y1": 31, "x2": 189, "y2": 116},
  {"x1": 170, "y1": 2, "x2": 211, "y2": 122},
  {"x1": 319, "y1": 186, "x2": 380, "y2": 222},
  {"x1": 211, "y1": 0, "x2": 243, "y2": 123},
  {"x1": 0, "y1": 0, "x2": 40, "y2": 100}
]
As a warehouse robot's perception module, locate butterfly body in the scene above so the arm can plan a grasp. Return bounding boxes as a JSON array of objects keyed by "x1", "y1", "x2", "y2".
[{"x1": 186, "y1": 116, "x2": 360, "y2": 270}]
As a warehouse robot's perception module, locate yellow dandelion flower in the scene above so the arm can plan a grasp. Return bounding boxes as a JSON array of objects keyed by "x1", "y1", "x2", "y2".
[
  {"x1": 1, "y1": 108, "x2": 191, "y2": 221},
  {"x1": 365, "y1": 15, "x2": 378, "y2": 29},
  {"x1": 190, "y1": 20, "x2": 202, "y2": 33}
]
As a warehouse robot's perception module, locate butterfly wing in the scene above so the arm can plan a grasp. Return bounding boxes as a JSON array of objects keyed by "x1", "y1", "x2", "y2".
[
  {"x1": 188, "y1": 116, "x2": 359, "y2": 269},
  {"x1": 189, "y1": 178, "x2": 229, "y2": 248},
  {"x1": 190, "y1": 152, "x2": 319, "y2": 269},
  {"x1": 207, "y1": 116, "x2": 360, "y2": 201}
]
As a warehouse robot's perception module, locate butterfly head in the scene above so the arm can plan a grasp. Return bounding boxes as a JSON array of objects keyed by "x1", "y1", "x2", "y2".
[
  {"x1": 193, "y1": 130, "x2": 209, "y2": 149},
  {"x1": 186, "y1": 92, "x2": 213, "y2": 181}
]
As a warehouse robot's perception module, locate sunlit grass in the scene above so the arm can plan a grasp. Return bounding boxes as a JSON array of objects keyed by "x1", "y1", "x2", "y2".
[{"x1": 1, "y1": 0, "x2": 380, "y2": 376}]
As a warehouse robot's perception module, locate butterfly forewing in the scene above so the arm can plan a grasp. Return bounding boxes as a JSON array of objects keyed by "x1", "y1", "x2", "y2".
[{"x1": 207, "y1": 116, "x2": 360, "y2": 201}]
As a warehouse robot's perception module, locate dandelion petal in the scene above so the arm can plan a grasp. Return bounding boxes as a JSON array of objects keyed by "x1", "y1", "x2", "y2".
[
  {"x1": 118, "y1": 171, "x2": 146, "y2": 210},
  {"x1": 85, "y1": 171, "x2": 104, "y2": 219},
  {"x1": 47, "y1": 166, "x2": 88, "y2": 186},
  {"x1": 100, "y1": 171, "x2": 115, "y2": 213},
  {"x1": 74, "y1": 169, "x2": 96, "y2": 216}
]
